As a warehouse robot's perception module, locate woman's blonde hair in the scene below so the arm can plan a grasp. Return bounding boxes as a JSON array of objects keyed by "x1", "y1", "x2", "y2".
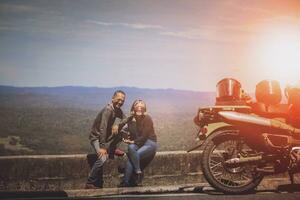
[{"x1": 130, "y1": 99, "x2": 147, "y2": 115}]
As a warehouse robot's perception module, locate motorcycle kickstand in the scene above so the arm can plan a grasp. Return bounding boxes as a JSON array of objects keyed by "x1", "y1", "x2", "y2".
[{"x1": 288, "y1": 171, "x2": 294, "y2": 185}]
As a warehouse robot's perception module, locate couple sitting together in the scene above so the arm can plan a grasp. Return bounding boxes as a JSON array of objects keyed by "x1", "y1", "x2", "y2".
[{"x1": 85, "y1": 90, "x2": 158, "y2": 189}]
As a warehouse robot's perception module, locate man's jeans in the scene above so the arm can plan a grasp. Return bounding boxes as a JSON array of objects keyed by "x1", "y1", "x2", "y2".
[
  {"x1": 124, "y1": 139, "x2": 157, "y2": 184},
  {"x1": 86, "y1": 145, "x2": 108, "y2": 187}
]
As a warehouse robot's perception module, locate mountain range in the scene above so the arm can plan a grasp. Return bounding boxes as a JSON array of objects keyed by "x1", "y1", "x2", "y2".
[{"x1": 0, "y1": 86, "x2": 215, "y2": 155}]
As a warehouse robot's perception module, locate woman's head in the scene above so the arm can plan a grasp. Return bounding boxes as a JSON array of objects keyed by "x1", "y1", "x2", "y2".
[{"x1": 131, "y1": 99, "x2": 147, "y2": 116}]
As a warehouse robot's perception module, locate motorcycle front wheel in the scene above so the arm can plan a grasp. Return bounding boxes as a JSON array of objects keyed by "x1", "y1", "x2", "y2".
[{"x1": 201, "y1": 130, "x2": 264, "y2": 194}]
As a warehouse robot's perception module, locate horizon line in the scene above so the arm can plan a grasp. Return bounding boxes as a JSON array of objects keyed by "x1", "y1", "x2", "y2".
[{"x1": 0, "y1": 84, "x2": 215, "y2": 93}]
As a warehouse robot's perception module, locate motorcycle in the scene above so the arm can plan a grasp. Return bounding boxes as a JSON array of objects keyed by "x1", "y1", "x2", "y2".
[{"x1": 189, "y1": 78, "x2": 300, "y2": 194}]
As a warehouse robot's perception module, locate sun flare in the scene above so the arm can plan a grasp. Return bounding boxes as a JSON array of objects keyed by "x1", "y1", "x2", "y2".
[{"x1": 254, "y1": 24, "x2": 300, "y2": 87}]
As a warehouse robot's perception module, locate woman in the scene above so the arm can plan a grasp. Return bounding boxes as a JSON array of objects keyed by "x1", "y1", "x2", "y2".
[{"x1": 119, "y1": 99, "x2": 157, "y2": 187}]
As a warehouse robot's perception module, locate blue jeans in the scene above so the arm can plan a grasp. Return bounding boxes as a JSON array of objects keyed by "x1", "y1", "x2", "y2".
[
  {"x1": 123, "y1": 139, "x2": 157, "y2": 184},
  {"x1": 87, "y1": 142, "x2": 108, "y2": 187}
]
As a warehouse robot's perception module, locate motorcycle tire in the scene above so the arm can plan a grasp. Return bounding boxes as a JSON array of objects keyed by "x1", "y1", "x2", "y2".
[{"x1": 201, "y1": 130, "x2": 264, "y2": 194}]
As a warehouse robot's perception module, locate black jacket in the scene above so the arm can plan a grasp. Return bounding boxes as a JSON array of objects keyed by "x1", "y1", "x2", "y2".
[
  {"x1": 122, "y1": 115, "x2": 157, "y2": 147},
  {"x1": 89, "y1": 103, "x2": 124, "y2": 149}
]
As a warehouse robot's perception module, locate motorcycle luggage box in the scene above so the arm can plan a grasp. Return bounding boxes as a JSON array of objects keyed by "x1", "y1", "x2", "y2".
[
  {"x1": 255, "y1": 80, "x2": 282, "y2": 105},
  {"x1": 286, "y1": 87, "x2": 300, "y2": 127},
  {"x1": 287, "y1": 87, "x2": 300, "y2": 108}
]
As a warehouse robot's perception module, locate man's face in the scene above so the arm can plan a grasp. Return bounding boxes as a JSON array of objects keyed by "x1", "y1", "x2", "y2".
[{"x1": 112, "y1": 92, "x2": 125, "y2": 109}]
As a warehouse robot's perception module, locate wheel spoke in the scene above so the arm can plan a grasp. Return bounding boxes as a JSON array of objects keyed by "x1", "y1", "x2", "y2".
[
  {"x1": 212, "y1": 171, "x2": 223, "y2": 180},
  {"x1": 209, "y1": 137, "x2": 260, "y2": 188},
  {"x1": 210, "y1": 161, "x2": 222, "y2": 169},
  {"x1": 240, "y1": 174, "x2": 252, "y2": 181}
]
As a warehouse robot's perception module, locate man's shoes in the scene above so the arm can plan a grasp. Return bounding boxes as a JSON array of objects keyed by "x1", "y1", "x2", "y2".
[
  {"x1": 118, "y1": 181, "x2": 130, "y2": 188},
  {"x1": 85, "y1": 183, "x2": 102, "y2": 189}
]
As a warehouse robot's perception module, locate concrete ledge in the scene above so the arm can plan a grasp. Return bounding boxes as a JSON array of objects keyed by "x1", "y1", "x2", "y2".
[
  {"x1": 0, "y1": 151, "x2": 299, "y2": 192},
  {"x1": 0, "y1": 151, "x2": 203, "y2": 191}
]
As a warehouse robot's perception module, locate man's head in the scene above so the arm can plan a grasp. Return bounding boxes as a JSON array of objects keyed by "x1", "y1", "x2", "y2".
[{"x1": 112, "y1": 90, "x2": 126, "y2": 109}]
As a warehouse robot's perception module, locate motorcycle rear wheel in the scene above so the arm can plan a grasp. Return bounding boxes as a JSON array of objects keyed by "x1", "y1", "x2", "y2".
[{"x1": 201, "y1": 130, "x2": 264, "y2": 194}]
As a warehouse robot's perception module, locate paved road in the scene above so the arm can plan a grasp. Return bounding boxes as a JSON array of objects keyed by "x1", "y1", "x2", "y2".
[
  {"x1": 97, "y1": 193, "x2": 300, "y2": 200},
  {"x1": 1, "y1": 191, "x2": 300, "y2": 200},
  {"x1": 1, "y1": 184, "x2": 300, "y2": 200}
]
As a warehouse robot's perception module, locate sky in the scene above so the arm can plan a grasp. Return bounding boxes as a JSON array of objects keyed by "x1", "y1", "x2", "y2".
[{"x1": 1, "y1": 0, "x2": 300, "y2": 92}]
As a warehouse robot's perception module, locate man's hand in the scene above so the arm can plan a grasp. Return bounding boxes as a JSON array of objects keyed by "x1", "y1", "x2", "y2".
[
  {"x1": 123, "y1": 138, "x2": 134, "y2": 144},
  {"x1": 97, "y1": 148, "x2": 107, "y2": 158},
  {"x1": 112, "y1": 125, "x2": 119, "y2": 135}
]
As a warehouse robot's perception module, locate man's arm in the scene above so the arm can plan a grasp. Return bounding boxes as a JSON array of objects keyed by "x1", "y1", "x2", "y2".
[
  {"x1": 98, "y1": 108, "x2": 111, "y2": 149},
  {"x1": 90, "y1": 107, "x2": 112, "y2": 154}
]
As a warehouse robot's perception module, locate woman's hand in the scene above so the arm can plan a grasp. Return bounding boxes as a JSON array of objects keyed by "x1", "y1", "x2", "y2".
[{"x1": 123, "y1": 138, "x2": 134, "y2": 144}]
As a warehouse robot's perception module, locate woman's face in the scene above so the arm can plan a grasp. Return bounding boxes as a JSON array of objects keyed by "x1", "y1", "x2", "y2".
[{"x1": 133, "y1": 101, "x2": 146, "y2": 119}]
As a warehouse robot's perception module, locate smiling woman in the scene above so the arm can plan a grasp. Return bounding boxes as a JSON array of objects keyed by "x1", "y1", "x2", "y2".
[{"x1": 254, "y1": 24, "x2": 300, "y2": 87}]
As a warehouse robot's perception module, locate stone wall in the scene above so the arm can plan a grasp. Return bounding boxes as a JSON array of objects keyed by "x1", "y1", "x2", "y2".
[
  {"x1": 0, "y1": 151, "x2": 204, "y2": 191},
  {"x1": 0, "y1": 151, "x2": 298, "y2": 192}
]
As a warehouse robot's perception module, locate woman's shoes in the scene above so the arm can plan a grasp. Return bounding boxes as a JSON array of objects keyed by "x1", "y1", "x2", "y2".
[
  {"x1": 118, "y1": 181, "x2": 130, "y2": 187},
  {"x1": 136, "y1": 172, "x2": 143, "y2": 185},
  {"x1": 85, "y1": 183, "x2": 102, "y2": 189}
]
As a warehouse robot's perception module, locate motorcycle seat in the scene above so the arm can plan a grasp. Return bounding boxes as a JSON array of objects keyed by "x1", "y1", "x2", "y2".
[{"x1": 251, "y1": 102, "x2": 289, "y2": 119}]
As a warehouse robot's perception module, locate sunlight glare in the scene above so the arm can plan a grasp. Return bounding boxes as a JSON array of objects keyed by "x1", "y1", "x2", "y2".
[{"x1": 255, "y1": 24, "x2": 300, "y2": 87}]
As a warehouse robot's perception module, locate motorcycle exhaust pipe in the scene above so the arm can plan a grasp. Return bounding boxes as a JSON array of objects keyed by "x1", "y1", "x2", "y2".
[
  {"x1": 218, "y1": 111, "x2": 300, "y2": 135},
  {"x1": 224, "y1": 155, "x2": 263, "y2": 166}
]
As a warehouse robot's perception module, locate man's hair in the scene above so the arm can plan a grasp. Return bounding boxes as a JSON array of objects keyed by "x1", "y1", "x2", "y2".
[{"x1": 113, "y1": 90, "x2": 126, "y2": 98}]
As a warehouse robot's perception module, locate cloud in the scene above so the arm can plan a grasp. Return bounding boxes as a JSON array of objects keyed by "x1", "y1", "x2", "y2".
[
  {"x1": 88, "y1": 19, "x2": 254, "y2": 42},
  {"x1": 87, "y1": 21, "x2": 114, "y2": 26},
  {"x1": 159, "y1": 25, "x2": 249, "y2": 42},
  {"x1": 160, "y1": 30, "x2": 205, "y2": 40},
  {"x1": 224, "y1": 0, "x2": 273, "y2": 15},
  {"x1": 119, "y1": 23, "x2": 163, "y2": 30},
  {"x1": 0, "y1": 3, "x2": 38, "y2": 13},
  {"x1": 0, "y1": 26, "x2": 20, "y2": 31},
  {"x1": 87, "y1": 20, "x2": 164, "y2": 30}
]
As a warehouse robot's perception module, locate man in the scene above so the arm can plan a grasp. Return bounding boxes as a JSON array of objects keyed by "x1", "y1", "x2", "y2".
[{"x1": 85, "y1": 90, "x2": 126, "y2": 189}]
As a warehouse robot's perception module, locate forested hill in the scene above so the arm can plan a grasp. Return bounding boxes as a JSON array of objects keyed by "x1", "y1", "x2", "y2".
[
  {"x1": 0, "y1": 86, "x2": 214, "y2": 113},
  {"x1": 0, "y1": 86, "x2": 215, "y2": 155}
]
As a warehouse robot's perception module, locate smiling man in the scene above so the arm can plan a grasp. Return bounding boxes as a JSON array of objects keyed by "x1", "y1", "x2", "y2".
[{"x1": 86, "y1": 90, "x2": 126, "y2": 189}]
